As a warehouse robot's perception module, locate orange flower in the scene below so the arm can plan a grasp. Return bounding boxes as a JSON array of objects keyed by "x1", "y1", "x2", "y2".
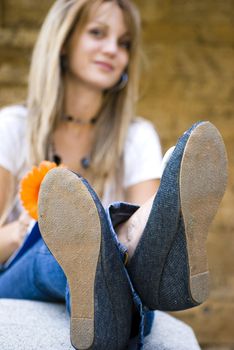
[{"x1": 19, "y1": 161, "x2": 59, "y2": 220}]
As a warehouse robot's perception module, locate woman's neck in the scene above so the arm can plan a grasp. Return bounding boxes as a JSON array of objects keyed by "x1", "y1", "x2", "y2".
[{"x1": 63, "y1": 75, "x2": 103, "y2": 123}]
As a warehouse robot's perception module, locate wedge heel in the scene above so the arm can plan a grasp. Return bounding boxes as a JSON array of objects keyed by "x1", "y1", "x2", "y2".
[{"x1": 180, "y1": 122, "x2": 228, "y2": 304}]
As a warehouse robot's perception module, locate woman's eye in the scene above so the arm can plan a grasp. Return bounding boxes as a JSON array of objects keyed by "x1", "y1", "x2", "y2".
[
  {"x1": 89, "y1": 28, "x2": 104, "y2": 37},
  {"x1": 119, "y1": 40, "x2": 131, "y2": 50}
]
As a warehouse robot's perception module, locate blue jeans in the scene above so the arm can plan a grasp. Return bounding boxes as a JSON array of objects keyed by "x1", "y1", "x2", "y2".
[
  {"x1": 0, "y1": 238, "x2": 66, "y2": 302},
  {"x1": 0, "y1": 204, "x2": 154, "y2": 349}
]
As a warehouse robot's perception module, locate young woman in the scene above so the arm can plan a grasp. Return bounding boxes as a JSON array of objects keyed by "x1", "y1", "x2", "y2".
[
  {"x1": 0, "y1": 0, "x2": 227, "y2": 349},
  {"x1": 0, "y1": 0, "x2": 161, "y2": 265}
]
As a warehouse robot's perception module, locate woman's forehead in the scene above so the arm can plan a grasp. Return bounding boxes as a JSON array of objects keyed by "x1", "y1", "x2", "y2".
[{"x1": 87, "y1": 2, "x2": 129, "y2": 32}]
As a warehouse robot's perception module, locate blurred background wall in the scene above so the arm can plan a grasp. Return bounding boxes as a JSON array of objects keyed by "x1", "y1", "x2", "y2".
[{"x1": 0, "y1": 0, "x2": 234, "y2": 349}]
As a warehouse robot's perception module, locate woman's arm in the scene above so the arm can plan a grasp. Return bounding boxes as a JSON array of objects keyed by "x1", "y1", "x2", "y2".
[
  {"x1": 0, "y1": 166, "x2": 14, "y2": 219},
  {"x1": 0, "y1": 166, "x2": 30, "y2": 264},
  {"x1": 125, "y1": 179, "x2": 160, "y2": 206},
  {"x1": 0, "y1": 219, "x2": 28, "y2": 264}
]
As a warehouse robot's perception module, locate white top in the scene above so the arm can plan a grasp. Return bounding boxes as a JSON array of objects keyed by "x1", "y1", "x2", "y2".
[{"x1": 0, "y1": 105, "x2": 162, "y2": 224}]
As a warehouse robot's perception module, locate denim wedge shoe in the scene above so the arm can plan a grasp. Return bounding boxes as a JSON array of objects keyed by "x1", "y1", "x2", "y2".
[
  {"x1": 38, "y1": 168, "x2": 133, "y2": 350},
  {"x1": 127, "y1": 121, "x2": 228, "y2": 311}
]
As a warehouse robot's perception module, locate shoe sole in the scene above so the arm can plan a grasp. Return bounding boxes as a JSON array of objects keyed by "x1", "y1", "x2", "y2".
[
  {"x1": 38, "y1": 168, "x2": 101, "y2": 350},
  {"x1": 180, "y1": 122, "x2": 228, "y2": 304}
]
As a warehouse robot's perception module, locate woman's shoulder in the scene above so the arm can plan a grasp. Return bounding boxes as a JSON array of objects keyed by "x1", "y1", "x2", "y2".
[
  {"x1": 122, "y1": 116, "x2": 162, "y2": 188},
  {"x1": 130, "y1": 116, "x2": 156, "y2": 128},
  {"x1": 0, "y1": 105, "x2": 28, "y2": 181},
  {"x1": 124, "y1": 115, "x2": 162, "y2": 160},
  {"x1": 0, "y1": 104, "x2": 27, "y2": 120},
  {"x1": 0, "y1": 104, "x2": 27, "y2": 137},
  {"x1": 0, "y1": 104, "x2": 27, "y2": 151},
  {"x1": 126, "y1": 116, "x2": 160, "y2": 143}
]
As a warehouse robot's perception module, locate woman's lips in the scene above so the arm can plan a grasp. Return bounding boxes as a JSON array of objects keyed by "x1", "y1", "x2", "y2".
[{"x1": 95, "y1": 61, "x2": 114, "y2": 71}]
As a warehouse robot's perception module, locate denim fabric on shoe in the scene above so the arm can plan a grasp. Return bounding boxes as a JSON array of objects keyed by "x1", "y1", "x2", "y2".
[
  {"x1": 125, "y1": 122, "x2": 202, "y2": 311},
  {"x1": 0, "y1": 238, "x2": 66, "y2": 302},
  {"x1": 106, "y1": 202, "x2": 155, "y2": 349},
  {"x1": 124, "y1": 121, "x2": 227, "y2": 311},
  {"x1": 38, "y1": 168, "x2": 137, "y2": 350},
  {"x1": 0, "y1": 201, "x2": 152, "y2": 350}
]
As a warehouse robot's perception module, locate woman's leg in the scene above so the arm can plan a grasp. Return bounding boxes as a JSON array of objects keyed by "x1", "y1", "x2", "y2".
[
  {"x1": 0, "y1": 238, "x2": 66, "y2": 302},
  {"x1": 38, "y1": 169, "x2": 135, "y2": 350},
  {"x1": 111, "y1": 121, "x2": 228, "y2": 311}
]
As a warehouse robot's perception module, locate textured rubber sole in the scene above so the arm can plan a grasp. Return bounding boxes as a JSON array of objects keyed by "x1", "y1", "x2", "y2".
[
  {"x1": 38, "y1": 168, "x2": 101, "y2": 350},
  {"x1": 180, "y1": 122, "x2": 228, "y2": 304}
]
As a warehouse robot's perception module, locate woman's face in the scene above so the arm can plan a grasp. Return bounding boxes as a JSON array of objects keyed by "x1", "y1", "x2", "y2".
[{"x1": 65, "y1": 1, "x2": 131, "y2": 91}]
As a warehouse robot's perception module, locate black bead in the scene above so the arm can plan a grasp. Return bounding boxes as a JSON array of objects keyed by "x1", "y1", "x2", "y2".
[
  {"x1": 81, "y1": 157, "x2": 90, "y2": 169},
  {"x1": 53, "y1": 154, "x2": 61, "y2": 165}
]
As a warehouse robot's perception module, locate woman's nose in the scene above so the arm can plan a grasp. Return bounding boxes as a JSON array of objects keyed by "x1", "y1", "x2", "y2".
[{"x1": 102, "y1": 38, "x2": 118, "y2": 56}]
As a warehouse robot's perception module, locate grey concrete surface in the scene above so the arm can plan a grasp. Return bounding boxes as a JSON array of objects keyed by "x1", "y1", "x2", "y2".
[{"x1": 0, "y1": 299, "x2": 201, "y2": 349}]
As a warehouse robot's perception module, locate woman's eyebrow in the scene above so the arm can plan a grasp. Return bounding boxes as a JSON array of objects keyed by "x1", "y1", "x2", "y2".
[
  {"x1": 88, "y1": 20, "x2": 108, "y2": 27},
  {"x1": 89, "y1": 20, "x2": 130, "y2": 37}
]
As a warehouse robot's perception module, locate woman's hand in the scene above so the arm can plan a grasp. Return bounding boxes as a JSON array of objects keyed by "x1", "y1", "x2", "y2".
[
  {"x1": 0, "y1": 164, "x2": 32, "y2": 264},
  {"x1": 0, "y1": 211, "x2": 31, "y2": 264},
  {"x1": 0, "y1": 166, "x2": 14, "y2": 223},
  {"x1": 15, "y1": 211, "x2": 31, "y2": 244}
]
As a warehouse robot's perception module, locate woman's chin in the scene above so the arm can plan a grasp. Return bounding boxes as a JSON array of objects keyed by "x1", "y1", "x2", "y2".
[{"x1": 89, "y1": 81, "x2": 120, "y2": 93}]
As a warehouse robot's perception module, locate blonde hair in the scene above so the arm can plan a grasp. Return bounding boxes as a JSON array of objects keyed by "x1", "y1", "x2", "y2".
[{"x1": 27, "y1": 0, "x2": 141, "y2": 197}]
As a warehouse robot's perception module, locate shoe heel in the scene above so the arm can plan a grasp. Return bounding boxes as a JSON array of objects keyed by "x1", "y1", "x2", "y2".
[
  {"x1": 38, "y1": 168, "x2": 101, "y2": 350},
  {"x1": 180, "y1": 122, "x2": 228, "y2": 303},
  {"x1": 71, "y1": 318, "x2": 94, "y2": 350}
]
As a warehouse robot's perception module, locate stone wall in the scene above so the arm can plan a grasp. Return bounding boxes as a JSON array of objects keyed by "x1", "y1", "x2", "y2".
[{"x1": 0, "y1": 0, "x2": 234, "y2": 348}]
